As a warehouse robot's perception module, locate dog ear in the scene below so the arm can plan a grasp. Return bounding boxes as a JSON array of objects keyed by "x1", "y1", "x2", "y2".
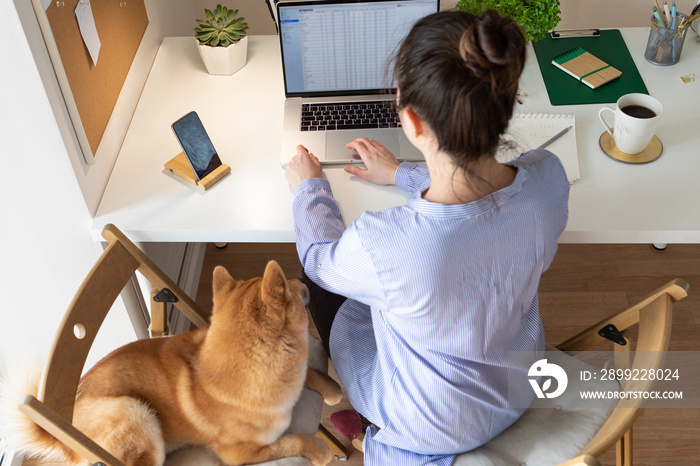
[
  {"x1": 289, "y1": 279, "x2": 310, "y2": 307},
  {"x1": 261, "y1": 260, "x2": 292, "y2": 304},
  {"x1": 212, "y1": 266, "x2": 236, "y2": 296}
]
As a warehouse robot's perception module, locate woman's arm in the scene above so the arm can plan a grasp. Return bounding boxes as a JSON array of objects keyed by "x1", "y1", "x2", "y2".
[
  {"x1": 394, "y1": 162, "x2": 430, "y2": 193},
  {"x1": 344, "y1": 138, "x2": 430, "y2": 193},
  {"x1": 292, "y1": 179, "x2": 386, "y2": 308}
]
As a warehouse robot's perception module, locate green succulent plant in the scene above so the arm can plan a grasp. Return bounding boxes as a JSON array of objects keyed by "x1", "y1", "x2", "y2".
[
  {"x1": 194, "y1": 5, "x2": 249, "y2": 47},
  {"x1": 457, "y1": 0, "x2": 561, "y2": 42}
]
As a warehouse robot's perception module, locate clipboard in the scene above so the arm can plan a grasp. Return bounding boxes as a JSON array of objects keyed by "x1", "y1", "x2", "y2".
[{"x1": 532, "y1": 29, "x2": 648, "y2": 106}]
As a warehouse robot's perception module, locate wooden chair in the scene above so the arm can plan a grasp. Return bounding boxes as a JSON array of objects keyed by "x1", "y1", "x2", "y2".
[
  {"x1": 17, "y1": 223, "x2": 345, "y2": 466},
  {"x1": 455, "y1": 278, "x2": 689, "y2": 466},
  {"x1": 354, "y1": 279, "x2": 689, "y2": 466}
]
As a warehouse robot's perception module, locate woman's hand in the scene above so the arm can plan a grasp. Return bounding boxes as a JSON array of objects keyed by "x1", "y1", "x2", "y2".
[
  {"x1": 285, "y1": 145, "x2": 323, "y2": 191},
  {"x1": 344, "y1": 138, "x2": 401, "y2": 186}
]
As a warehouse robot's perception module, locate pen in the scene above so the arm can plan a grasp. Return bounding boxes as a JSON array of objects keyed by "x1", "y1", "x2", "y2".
[
  {"x1": 653, "y1": 0, "x2": 667, "y2": 26},
  {"x1": 537, "y1": 126, "x2": 572, "y2": 150},
  {"x1": 671, "y1": 1, "x2": 677, "y2": 28},
  {"x1": 653, "y1": 6, "x2": 666, "y2": 27},
  {"x1": 664, "y1": 0, "x2": 672, "y2": 24}
]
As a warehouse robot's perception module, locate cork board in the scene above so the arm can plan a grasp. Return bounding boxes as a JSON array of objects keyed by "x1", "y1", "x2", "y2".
[{"x1": 31, "y1": 0, "x2": 149, "y2": 164}]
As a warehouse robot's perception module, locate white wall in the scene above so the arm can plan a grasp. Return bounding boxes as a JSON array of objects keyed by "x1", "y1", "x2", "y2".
[
  {"x1": 559, "y1": 0, "x2": 699, "y2": 29},
  {"x1": 443, "y1": 0, "x2": 699, "y2": 29},
  {"x1": 0, "y1": 0, "x2": 135, "y2": 378},
  {"x1": 154, "y1": 0, "x2": 279, "y2": 36}
]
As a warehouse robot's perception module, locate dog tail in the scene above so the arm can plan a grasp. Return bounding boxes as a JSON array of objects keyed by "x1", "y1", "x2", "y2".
[{"x1": 0, "y1": 362, "x2": 79, "y2": 463}]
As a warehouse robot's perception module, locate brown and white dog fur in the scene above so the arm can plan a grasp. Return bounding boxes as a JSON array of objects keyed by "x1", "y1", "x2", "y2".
[{"x1": 0, "y1": 261, "x2": 342, "y2": 465}]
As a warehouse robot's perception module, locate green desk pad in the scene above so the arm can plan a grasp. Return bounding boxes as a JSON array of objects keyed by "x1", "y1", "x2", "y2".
[{"x1": 532, "y1": 29, "x2": 649, "y2": 106}]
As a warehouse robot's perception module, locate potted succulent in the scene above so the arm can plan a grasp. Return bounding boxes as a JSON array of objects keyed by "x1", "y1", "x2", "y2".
[
  {"x1": 457, "y1": 0, "x2": 561, "y2": 42},
  {"x1": 195, "y1": 5, "x2": 250, "y2": 75}
]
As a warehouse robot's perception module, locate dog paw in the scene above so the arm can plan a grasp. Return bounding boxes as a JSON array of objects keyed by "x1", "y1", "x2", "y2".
[
  {"x1": 323, "y1": 389, "x2": 343, "y2": 406},
  {"x1": 323, "y1": 379, "x2": 343, "y2": 406},
  {"x1": 306, "y1": 368, "x2": 343, "y2": 406},
  {"x1": 306, "y1": 436, "x2": 334, "y2": 466}
]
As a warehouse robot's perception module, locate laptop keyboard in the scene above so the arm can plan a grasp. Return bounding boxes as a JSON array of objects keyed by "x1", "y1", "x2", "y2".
[{"x1": 300, "y1": 101, "x2": 401, "y2": 131}]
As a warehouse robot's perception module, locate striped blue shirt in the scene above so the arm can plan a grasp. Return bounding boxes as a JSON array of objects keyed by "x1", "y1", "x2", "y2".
[{"x1": 292, "y1": 150, "x2": 569, "y2": 465}]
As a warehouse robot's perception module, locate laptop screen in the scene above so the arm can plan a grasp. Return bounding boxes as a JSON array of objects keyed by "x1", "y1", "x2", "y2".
[{"x1": 278, "y1": 0, "x2": 438, "y2": 97}]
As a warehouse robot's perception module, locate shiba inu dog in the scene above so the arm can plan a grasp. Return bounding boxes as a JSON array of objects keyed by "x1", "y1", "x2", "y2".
[{"x1": 0, "y1": 261, "x2": 342, "y2": 465}]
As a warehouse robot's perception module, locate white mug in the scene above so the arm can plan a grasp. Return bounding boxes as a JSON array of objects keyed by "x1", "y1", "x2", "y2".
[{"x1": 598, "y1": 93, "x2": 663, "y2": 154}]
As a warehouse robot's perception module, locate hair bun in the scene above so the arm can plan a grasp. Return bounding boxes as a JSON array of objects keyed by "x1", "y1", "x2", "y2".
[{"x1": 458, "y1": 10, "x2": 525, "y2": 89}]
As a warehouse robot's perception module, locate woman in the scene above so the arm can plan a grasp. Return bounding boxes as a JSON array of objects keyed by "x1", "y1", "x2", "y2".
[{"x1": 285, "y1": 9, "x2": 569, "y2": 465}]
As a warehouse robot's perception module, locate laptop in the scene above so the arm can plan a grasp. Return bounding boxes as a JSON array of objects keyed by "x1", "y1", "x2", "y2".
[{"x1": 277, "y1": 0, "x2": 438, "y2": 166}]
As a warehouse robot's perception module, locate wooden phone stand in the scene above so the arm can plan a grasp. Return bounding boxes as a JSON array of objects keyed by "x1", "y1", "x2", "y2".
[{"x1": 165, "y1": 152, "x2": 231, "y2": 190}]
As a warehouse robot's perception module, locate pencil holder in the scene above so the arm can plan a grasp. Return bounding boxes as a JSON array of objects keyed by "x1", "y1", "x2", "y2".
[{"x1": 645, "y1": 13, "x2": 688, "y2": 66}]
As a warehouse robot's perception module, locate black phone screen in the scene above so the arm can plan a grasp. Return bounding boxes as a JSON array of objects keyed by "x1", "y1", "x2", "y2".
[{"x1": 171, "y1": 111, "x2": 222, "y2": 180}]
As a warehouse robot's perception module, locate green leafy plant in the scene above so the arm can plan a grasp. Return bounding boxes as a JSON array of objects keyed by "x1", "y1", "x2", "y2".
[
  {"x1": 457, "y1": 0, "x2": 561, "y2": 42},
  {"x1": 194, "y1": 5, "x2": 249, "y2": 47}
]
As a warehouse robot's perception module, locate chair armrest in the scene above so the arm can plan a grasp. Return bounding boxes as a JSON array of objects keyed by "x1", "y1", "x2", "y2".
[{"x1": 555, "y1": 278, "x2": 688, "y2": 352}]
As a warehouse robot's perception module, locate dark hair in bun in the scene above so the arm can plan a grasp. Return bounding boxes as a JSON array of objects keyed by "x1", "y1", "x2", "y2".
[{"x1": 395, "y1": 9, "x2": 525, "y2": 167}]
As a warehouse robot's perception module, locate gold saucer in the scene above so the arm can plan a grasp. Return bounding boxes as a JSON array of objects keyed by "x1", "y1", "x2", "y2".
[{"x1": 599, "y1": 131, "x2": 663, "y2": 164}]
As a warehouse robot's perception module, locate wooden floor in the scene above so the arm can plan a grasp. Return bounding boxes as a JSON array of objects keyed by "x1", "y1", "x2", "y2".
[{"x1": 196, "y1": 242, "x2": 700, "y2": 466}]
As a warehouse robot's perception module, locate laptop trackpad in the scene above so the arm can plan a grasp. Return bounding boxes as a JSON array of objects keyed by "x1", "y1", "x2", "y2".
[{"x1": 325, "y1": 130, "x2": 400, "y2": 162}]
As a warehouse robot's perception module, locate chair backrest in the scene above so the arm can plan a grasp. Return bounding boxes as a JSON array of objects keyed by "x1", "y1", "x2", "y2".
[{"x1": 38, "y1": 224, "x2": 210, "y2": 423}]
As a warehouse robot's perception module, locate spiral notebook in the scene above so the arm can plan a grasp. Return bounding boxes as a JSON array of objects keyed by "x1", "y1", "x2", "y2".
[
  {"x1": 497, "y1": 113, "x2": 580, "y2": 184},
  {"x1": 551, "y1": 47, "x2": 622, "y2": 89}
]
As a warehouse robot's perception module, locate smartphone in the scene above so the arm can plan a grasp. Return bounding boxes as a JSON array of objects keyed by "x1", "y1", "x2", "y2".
[{"x1": 171, "y1": 111, "x2": 223, "y2": 180}]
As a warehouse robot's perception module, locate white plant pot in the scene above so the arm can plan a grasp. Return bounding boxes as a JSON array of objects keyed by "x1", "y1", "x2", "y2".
[{"x1": 197, "y1": 36, "x2": 248, "y2": 76}]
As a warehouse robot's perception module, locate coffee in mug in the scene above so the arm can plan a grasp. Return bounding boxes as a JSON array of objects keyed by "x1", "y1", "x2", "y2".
[
  {"x1": 620, "y1": 105, "x2": 656, "y2": 119},
  {"x1": 599, "y1": 93, "x2": 663, "y2": 154}
]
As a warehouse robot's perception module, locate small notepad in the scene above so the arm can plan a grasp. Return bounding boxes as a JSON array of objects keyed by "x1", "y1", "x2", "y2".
[
  {"x1": 551, "y1": 47, "x2": 621, "y2": 89},
  {"x1": 497, "y1": 113, "x2": 580, "y2": 184}
]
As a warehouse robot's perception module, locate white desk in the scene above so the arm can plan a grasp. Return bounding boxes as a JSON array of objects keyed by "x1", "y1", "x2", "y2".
[{"x1": 92, "y1": 30, "x2": 700, "y2": 244}]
